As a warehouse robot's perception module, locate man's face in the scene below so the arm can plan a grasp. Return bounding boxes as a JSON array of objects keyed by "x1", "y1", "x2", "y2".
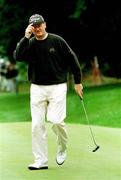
[{"x1": 32, "y1": 22, "x2": 46, "y2": 38}]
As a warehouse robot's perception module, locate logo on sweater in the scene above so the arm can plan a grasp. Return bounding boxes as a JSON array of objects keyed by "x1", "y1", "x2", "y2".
[{"x1": 49, "y1": 47, "x2": 55, "y2": 53}]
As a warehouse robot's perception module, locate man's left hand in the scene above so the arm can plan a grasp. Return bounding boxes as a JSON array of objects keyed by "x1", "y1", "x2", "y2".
[{"x1": 74, "y1": 84, "x2": 83, "y2": 99}]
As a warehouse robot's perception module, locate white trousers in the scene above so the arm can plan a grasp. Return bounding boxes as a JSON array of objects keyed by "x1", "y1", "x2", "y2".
[{"x1": 30, "y1": 83, "x2": 68, "y2": 165}]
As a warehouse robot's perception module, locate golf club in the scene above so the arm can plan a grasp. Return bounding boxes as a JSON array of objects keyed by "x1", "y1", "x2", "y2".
[{"x1": 80, "y1": 97, "x2": 100, "y2": 152}]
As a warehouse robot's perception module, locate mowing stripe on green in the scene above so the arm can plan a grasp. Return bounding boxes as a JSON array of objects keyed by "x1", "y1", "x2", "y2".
[{"x1": 0, "y1": 122, "x2": 121, "y2": 180}]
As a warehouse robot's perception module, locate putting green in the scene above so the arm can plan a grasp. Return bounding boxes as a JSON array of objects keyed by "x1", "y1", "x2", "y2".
[{"x1": 0, "y1": 122, "x2": 121, "y2": 180}]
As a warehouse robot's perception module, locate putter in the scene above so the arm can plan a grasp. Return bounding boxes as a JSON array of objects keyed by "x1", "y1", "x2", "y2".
[{"x1": 80, "y1": 97, "x2": 100, "y2": 152}]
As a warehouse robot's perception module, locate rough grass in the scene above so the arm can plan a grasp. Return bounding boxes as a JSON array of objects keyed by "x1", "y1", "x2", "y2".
[
  {"x1": 66, "y1": 83, "x2": 121, "y2": 128},
  {"x1": 1, "y1": 83, "x2": 121, "y2": 128}
]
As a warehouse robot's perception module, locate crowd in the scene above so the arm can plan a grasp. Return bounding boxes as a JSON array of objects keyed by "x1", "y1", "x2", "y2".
[{"x1": 0, "y1": 60, "x2": 18, "y2": 93}]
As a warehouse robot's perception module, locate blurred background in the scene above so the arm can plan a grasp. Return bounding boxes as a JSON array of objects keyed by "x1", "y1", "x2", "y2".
[
  {"x1": 0, "y1": 0, "x2": 121, "y2": 93},
  {"x1": 0, "y1": 3, "x2": 121, "y2": 179}
]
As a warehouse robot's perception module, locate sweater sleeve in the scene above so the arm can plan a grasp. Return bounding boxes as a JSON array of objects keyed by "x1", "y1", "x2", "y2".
[
  {"x1": 68, "y1": 49, "x2": 82, "y2": 84},
  {"x1": 14, "y1": 37, "x2": 30, "y2": 62},
  {"x1": 60, "y1": 38, "x2": 82, "y2": 84}
]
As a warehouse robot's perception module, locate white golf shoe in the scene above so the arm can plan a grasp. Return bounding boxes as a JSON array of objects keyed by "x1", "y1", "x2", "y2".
[
  {"x1": 56, "y1": 150, "x2": 67, "y2": 165},
  {"x1": 28, "y1": 162, "x2": 48, "y2": 170}
]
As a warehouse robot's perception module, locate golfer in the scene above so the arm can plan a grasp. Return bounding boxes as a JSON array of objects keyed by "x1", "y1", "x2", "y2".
[{"x1": 14, "y1": 14, "x2": 83, "y2": 170}]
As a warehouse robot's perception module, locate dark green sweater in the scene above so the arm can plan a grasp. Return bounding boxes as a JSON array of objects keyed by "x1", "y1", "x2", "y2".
[{"x1": 14, "y1": 33, "x2": 82, "y2": 85}]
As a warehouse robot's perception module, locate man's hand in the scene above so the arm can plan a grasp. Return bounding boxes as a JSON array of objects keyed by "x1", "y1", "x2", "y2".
[
  {"x1": 25, "y1": 24, "x2": 34, "y2": 39},
  {"x1": 74, "y1": 84, "x2": 83, "y2": 99}
]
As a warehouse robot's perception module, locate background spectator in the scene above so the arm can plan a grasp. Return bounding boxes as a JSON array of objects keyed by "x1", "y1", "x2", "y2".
[{"x1": 1, "y1": 61, "x2": 18, "y2": 93}]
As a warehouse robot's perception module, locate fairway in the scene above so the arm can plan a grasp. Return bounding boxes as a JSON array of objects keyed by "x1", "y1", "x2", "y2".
[{"x1": 0, "y1": 122, "x2": 121, "y2": 180}]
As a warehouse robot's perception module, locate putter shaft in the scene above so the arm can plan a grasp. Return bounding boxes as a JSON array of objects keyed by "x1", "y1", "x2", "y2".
[{"x1": 80, "y1": 98, "x2": 100, "y2": 152}]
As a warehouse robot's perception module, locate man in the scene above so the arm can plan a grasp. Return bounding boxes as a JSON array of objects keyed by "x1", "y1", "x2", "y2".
[{"x1": 14, "y1": 14, "x2": 83, "y2": 170}]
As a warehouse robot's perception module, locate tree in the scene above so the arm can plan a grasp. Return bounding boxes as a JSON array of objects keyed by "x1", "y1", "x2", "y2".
[{"x1": 0, "y1": 1, "x2": 31, "y2": 59}]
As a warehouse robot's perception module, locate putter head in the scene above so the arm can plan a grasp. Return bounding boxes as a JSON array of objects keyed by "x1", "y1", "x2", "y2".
[{"x1": 92, "y1": 146, "x2": 100, "y2": 152}]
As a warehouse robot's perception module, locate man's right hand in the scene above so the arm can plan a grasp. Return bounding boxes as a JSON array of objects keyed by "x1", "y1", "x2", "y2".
[{"x1": 25, "y1": 24, "x2": 34, "y2": 39}]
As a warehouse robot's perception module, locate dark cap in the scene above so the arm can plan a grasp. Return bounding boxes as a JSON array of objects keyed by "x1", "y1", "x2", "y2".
[{"x1": 29, "y1": 14, "x2": 45, "y2": 25}]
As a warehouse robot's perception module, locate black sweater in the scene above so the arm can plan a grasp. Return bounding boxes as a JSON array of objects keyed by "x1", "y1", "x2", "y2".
[{"x1": 14, "y1": 33, "x2": 82, "y2": 85}]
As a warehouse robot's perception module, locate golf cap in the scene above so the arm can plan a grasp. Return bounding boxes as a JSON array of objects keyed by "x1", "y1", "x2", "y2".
[{"x1": 29, "y1": 14, "x2": 45, "y2": 25}]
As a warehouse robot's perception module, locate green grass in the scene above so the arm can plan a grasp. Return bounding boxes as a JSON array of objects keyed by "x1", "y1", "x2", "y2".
[
  {"x1": 0, "y1": 83, "x2": 121, "y2": 128},
  {"x1": 0, "y1": 122, "x2": 121, "y2": 180},
  {"x1": 0, "y1": 83, "x2": 121, "y2": 179}
]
